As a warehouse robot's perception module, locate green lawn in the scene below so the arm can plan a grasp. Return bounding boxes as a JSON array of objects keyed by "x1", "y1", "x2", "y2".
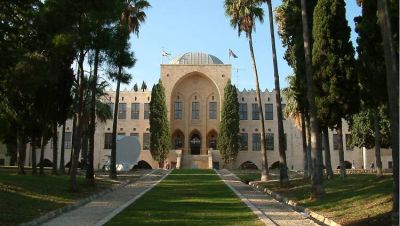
[
  {"x1": 235, "y1": 171, "x2": 392, "y2": 226},
  {"x1": 0, "y1": 172, "x2": 117, "y2": 225},
  {"x1": 106, "y1": 169, "x2": 264, "y2": 226}
]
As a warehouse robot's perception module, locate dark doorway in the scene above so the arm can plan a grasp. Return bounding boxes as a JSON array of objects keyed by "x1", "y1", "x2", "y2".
[{"x1": 190, "y1": 133, "x2": 201, "y2": 155}]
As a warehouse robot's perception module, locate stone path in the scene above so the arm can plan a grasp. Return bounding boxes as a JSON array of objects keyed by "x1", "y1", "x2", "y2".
[
  {"x1": 42, "y1": 169, "x2": 170, "y2": 226},
  {"x1": 217, "y1": 169, "x2": 323, "y2": 226}
]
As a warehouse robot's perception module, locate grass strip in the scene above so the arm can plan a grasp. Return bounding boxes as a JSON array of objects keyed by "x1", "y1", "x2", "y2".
[{"x1": 106, "y1": 169, "x2": 264, "y2": 226}]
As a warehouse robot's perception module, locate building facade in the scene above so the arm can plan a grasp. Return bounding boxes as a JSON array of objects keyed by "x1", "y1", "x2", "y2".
[{"x1": 0, "y1": 52, "x2": 393, "y2": 170}]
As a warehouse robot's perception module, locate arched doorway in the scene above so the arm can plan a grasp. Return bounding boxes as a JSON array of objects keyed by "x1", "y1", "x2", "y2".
[
  {"x1": 172, "y1": 130, "x2": 184, "y2": 149},
  {"x1": 190, "y1": 132, "x2": 201, "y2": 155},
  {"x1": 206, "y1": 130, "x2": 218, "y2": 150}
]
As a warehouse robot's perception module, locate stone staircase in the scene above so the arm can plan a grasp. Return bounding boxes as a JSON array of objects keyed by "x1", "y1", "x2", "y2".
[{"x1": 181, "y1": 154, "x2": 210, "y2": 169}]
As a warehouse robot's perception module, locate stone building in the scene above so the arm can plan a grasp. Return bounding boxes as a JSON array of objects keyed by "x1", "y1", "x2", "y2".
[{"x1": 0, "y1": 52, "x2": 393, "y2": 170}]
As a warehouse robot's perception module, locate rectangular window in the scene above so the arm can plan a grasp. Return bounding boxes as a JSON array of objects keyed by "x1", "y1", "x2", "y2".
[
  {"x1": 345, "y1": 134, "x2": 352, "y2": 150},
  {"x1": 252, "y1": 133, "x2": 261, "y2": 151},
  {"x1": 281, "y1": 104, "x2": 286, "y2": 120},
  {"x1": 239, "y1": 103, "x2": 248, "y2": 120},
  {"x1": 266, "y1": 133, "x2": 274, "y2": 150},
  {"x1": 143, "y1": 133, "x2": 150, "y2": 150},
  {"x1": 174, "y1": 101, "x2": 183, "y2": 119},
  {"x1": 265, "y1": 103, "x2": 273, "y2": 120},
  {"x1": 107, "y1": 103, "x2": 114, "y2": 116},
  {"x1": 333, "y1": 134, "x2": 340, "y2": 150},
  {"x1": 131, "y1": 103, "x2": 140, "y2": 119},
  {"x1": 209, "y1": 102, "x2": 217, "y2": 119},
  {"x1": 117, "y1": 132, "x2": 126, "y2": 137},
  {"x1": 104, "y1": 133, "x2": 112, "y2": 149},
  {"x1": 252, "y1": 103, "x2": 260, "y2": 120},
  {"x1": 144, "y1": 103, "x2": 150, "y2": 119},
  {"x1": 118, "y1": 103, "x2": 127, "y2": 119},
  {"x1": 64, "y1": 132, "x2": 72, "y2": 149},
  {"x1": 240, "y1": 133, "x2": 248, "y2": 151},
  {"x1": 192, "y1": 102, "x2": 200, "y2": 119},
  {"x1": 130, "y1": 133, "x2": 139, "y2": 137},
  {"x1": 388, "y1": 161, "x2": 393, "y2": 169}
]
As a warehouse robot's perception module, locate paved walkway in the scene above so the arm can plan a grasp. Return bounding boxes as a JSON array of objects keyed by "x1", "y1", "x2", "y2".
[
  {"x1": 217, "y1": 169, "x2": 323, "y2": 226},
  {"x1": 42, "y1": 169, "x2": 170, "y2": 226}
]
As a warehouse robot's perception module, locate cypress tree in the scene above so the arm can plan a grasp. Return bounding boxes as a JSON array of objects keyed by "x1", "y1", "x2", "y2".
[
  {"x1": 217, "y1": 80, "x2": 240, "y2": 166},
  {"x1": 149, "y1": 81, "x2": 170, "y2": 167},
  {"x1": 312, "y1": 0, "x2": 359, "y2": 178}
]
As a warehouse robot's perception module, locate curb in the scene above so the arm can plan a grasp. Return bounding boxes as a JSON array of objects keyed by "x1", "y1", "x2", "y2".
[
  {"x1": 249, "y1": 181, "x2": 342, "y2": 226},
  {"x1": 20, "y1": 170, "x2": 157, "y2": 226}
]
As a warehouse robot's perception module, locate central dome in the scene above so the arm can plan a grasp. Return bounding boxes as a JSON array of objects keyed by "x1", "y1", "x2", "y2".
[{"x1": 170, "y1": 52, "x2": 223, "y2": 65}]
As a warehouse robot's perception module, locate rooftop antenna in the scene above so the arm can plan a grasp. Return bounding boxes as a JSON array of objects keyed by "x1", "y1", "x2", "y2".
[{"x1": 233, "y1": 67, "x2": 245, "y2": 85}]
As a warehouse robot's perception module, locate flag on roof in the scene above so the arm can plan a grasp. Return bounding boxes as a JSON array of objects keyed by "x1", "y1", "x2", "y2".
[
  {"x1": 229, "y1": 49, "x2": 238, "y2": 58},
  {"x1": 161, "y1": 50, "x2": 171, "y2": 56}
]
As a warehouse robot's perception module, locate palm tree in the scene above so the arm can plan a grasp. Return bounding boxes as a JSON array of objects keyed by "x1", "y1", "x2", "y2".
[
  {"x1": 263, "y1": 0, "x2": 289, "y2": 186},
  {"x1": 377, "y1": 1, "x2": 399, "y2": 224},
  {"x1": 300, "y1": 0, "x2": 324, "y2": 198},
  {"x1": 107, "y1": 27, "x2": 136, "y2": 179},
  {"x1": 224, "y1": 0, "x2": 269, "y2": 181},
  {"x1": 121, "y1": 0, "x2": 151, "y2": 36}
]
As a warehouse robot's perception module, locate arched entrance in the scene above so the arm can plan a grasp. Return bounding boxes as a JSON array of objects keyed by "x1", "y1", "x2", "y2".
[
  {"x1": 206, "y1": 130, "x2": 218, "y2": 150},
  {"x1": 172, "y1": 130, "x2": 184, "y2": 149},
  {"x1": 190, "y1": 131, "x2": 201, "y2": 155}
]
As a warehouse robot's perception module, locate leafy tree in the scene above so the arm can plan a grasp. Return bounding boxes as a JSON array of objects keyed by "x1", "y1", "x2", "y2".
[
  {"x1": 276, "y1": 0, "x2": 318, "y2": 179},
  {"x1": 299, "y1": 0, "x2": 324, "y2": 198},
  {"x1": 224, "y1": 0, "x2": 269, "y2": 181},
  {"x1": 217, "y1": 80, "x2": 240, "y2": 165},
  {"x1": 107, "y1": 28, "x2": 136, "y2": 179},
  {"x1": 149, "y1": 81, "x2": 170, "y2": 166},
  {"x1": 133, "y1": 83, "x2": 139, "y2": 92},
  {"x1": 355, "y1": 0, "x2": 390, "y2": 176},
  {"x1": 312, "y1": 0, "x2": 359, "y2": 178},
  {"x1": 141, "y1": 81, "x2": 147, "y2": 91}
]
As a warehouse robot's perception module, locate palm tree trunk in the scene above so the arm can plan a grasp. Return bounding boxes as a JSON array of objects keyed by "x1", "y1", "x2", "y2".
[
  {"x1": 17, "y1": 134, "x2": 26, "y2": 175},
  {"x1": 8, "y1": 140, "x2": 17, "y2": 166},
  {"x1": 52, "y1": 122, "x2": 58, "y2": 175},
  {"x1": 301, "y1": 114, "x2": 308, "y2": 178},
  {"x1": 322, "y1": 127, "x2": 333, "y2": 179},
  {"x1": 39, "y1": 136, "x2": 46, "y2": 175},
  {"x1": 87, "y1": 47, "x2": 100, "y2": 184},
  {"x1": 68, "y1": 112, "x2": 77, "y2": 175},
  {"x1": 110, "y1": 67, "x2": 122, "y2": 179},
  {"x1": 266, "y1": 0, "x2": 288, "y2": 186},
  {"x1": 305, "y1": 115, "x2": 313, "y2": 176},
  {"x1": 337, "y1": 120, "x2": 346, "y2": 178},
  {"x1": 81, "y1": 124, "x2": 88, "y2": 170},
  {"x1": 372, "y1": 109, "x2": 383, "y2": 177},
  {"x1": 59, "y1": 121, "x2": 66, "y2": 175},
  {"x1": 70, "y1": 48, "x2": 85, "y2": 191},
  {"x1": 300, "y1": 0, "x2": 324, "y2": 198},
  {"x1": 248, "y1": 32, "x2": 269, "y2": 181},
  {"x1": 31, "y1": 139, "x2": 37, "y2": 175},
  {"x1": 377, "y1": 2, "x2": 399, "y2": 224}
]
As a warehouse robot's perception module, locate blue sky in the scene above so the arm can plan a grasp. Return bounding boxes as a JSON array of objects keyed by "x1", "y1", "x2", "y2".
[{"x1": 118, "y1": 0, "x2": 361, "y2": 91}]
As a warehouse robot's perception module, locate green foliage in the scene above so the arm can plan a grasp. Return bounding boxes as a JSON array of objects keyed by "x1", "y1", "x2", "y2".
[
  {"x1": 275, "y1": 0, "x2": 317, "y2": 115},
  {"x1": 133, "y1": 83, "x2": 138, "y2": 92},
  {"x1": 354, "y1": 0, "x2": 387, "y2": 110},
  {"x1": 348, "y1": 106, "x2": 391, "y2": 149},
  {"x1": 218, "y1": 80, "x2": 240, "y2": 164},
  {"x1": 149, "y1": 81, "x2": 170, "y2": 165},
  {"x1": 224, "y1": 0, "x2": 264, "y2": 38},
  {"x1": 141, "y1": 81, "x2": 147, "y2": 91},
  {"x1": 312, "y1": 0, "x2": 359, "y2": 128}
]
